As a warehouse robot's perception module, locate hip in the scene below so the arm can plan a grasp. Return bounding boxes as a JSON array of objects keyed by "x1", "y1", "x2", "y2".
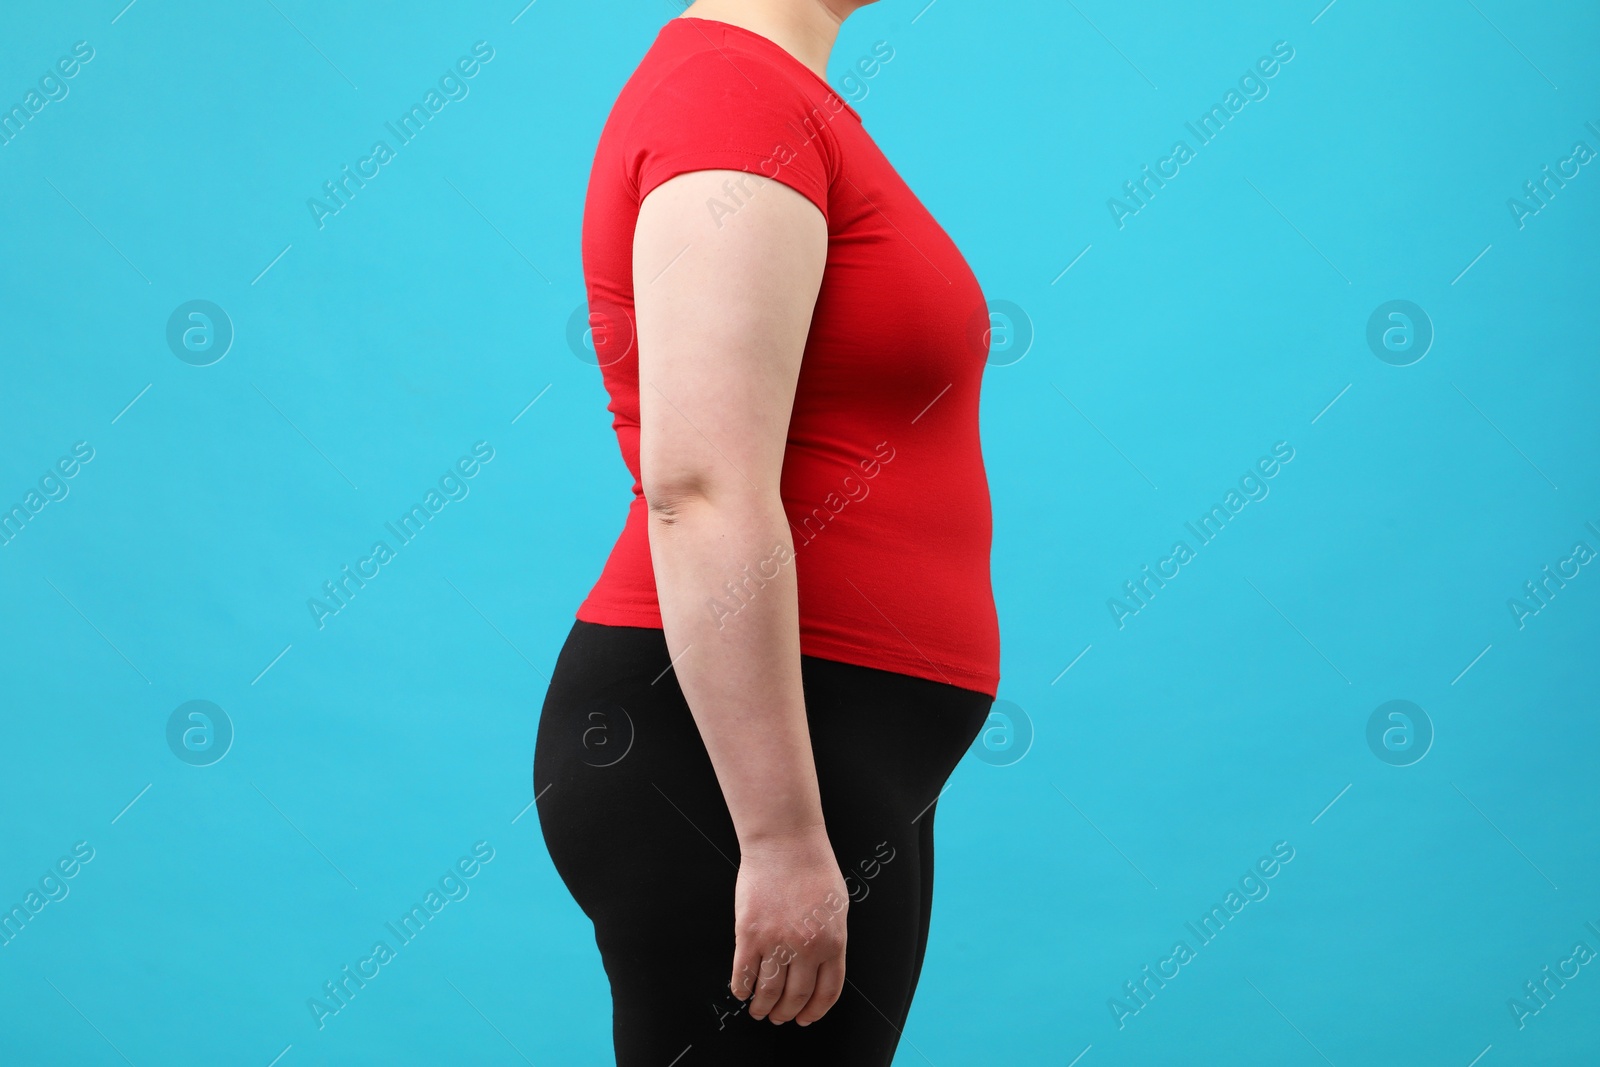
[{"x1": 533, "y1": 618, "x2": 994, "y2": 806}]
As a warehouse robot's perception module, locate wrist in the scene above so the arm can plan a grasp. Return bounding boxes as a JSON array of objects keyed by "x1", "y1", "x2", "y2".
[{"x1": 738, "y1": 818, "x2": 830, "y2": 854}]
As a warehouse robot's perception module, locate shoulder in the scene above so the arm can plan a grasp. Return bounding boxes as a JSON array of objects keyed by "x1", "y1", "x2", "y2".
[
  {"x1": 616, "y1": 36, "x2": 844, "y2": 206},
  {"x1": 624, "y1": 43, "x2": 823, "y2": 133}
]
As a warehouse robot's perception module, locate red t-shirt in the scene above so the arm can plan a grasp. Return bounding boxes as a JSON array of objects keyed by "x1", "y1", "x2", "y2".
[{"x1": 575, "y1": 16, "x2": 1000, "y2": 697}]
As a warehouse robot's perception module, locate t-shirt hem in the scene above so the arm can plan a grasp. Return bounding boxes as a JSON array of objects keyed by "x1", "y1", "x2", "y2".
[
  {"x1": 794, "y1": 632, "x2": 999, "y2": 700},
  {"x1": 574, "y1": 600, "x2": 665, "y2": 631},
  {"x1": 573, "y1": 602, "x2": 998, "y2": 699}
]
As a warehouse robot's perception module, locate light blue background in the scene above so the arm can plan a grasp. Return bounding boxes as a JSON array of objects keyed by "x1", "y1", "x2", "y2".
[{"x1": 2, "y1": 0, "x2": 1597, "y2": 1064}]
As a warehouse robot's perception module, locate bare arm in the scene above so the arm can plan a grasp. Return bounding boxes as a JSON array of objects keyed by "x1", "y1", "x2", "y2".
[{"x1": 634, "y1": 169, "x2": 846, "y2": 1026}]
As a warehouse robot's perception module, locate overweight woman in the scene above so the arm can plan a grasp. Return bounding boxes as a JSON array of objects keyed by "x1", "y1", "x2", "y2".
[{"x1": 533, "y1": 0, "x2": 1001, "y2": 1061}]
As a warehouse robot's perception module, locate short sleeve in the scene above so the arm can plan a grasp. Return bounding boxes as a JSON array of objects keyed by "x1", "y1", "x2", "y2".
[{"x1": 624, "y1": 49, "x2": 836, "y2": 222}]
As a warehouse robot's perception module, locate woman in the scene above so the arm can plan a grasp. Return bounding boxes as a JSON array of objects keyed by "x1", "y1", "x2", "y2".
[{"x1": 533, "y1": 0, "x2": 1001, "y2": 1061}]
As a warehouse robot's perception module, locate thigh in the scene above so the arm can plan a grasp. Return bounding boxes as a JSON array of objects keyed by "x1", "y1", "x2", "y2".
[
  {"x1": 693, "y1": 648, "x2": 992, "y2": 1067},
  {"x1": 799, "y1": 657, "x2": 993, "y2": 1042}
]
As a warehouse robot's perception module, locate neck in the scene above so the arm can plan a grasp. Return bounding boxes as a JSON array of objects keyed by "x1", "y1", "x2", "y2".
[{"x1": 676, "y1": 0, "x2": 849, "y2": 80}]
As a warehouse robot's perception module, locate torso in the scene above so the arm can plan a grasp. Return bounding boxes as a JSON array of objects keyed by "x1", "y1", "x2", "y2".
[{"x1": 574, "y1": 17, "x2": 1001, "y2": 697}]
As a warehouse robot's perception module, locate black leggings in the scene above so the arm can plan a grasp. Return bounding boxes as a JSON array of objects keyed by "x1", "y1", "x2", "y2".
[{"x1": 533, "y1": 619, "x2": 993, "y2": 1065}]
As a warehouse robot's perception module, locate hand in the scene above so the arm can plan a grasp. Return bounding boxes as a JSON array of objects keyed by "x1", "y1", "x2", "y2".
[{"x1": 730, "y1": 826, "x2": 849, "y2": 1026}]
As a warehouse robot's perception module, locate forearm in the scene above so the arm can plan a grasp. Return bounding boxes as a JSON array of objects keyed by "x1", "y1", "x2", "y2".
[{"x1": 647, "y1": 491, "x2": 823, "y2": 848}]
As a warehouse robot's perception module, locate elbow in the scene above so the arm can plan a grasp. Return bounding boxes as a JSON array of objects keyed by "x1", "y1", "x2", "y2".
[
  {"x1": 642, "y1": 474, "x2": 778, "y2": 528},
  {"x1": 643, "y1": 482, "x2": 711, "y2": 527}
]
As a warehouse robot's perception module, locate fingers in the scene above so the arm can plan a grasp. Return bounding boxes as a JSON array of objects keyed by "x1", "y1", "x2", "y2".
[
  {"x1": 746, "y1": 943, "x2": 792, "y2": 1021},
  {"x1": 766, "y1": 955, "x2": 818, "y2": 1025},
  {"x1": 793, "y1": 954, "x2": 845, "y2": 1026},
  {"x1": 730, "y1": 938, "x2": 762, "y2": 1001},
  {"x1": 737, "y1": 935, "x2": 846, "y2": 1026}
]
